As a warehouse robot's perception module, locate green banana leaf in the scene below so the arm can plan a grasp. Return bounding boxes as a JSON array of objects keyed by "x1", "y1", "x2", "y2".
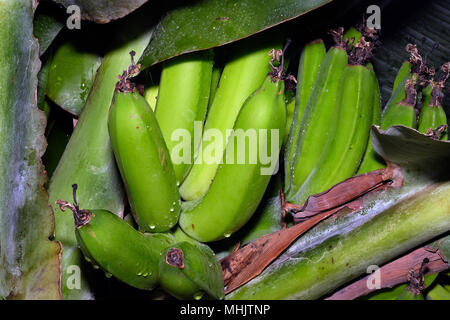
[
  {"x1": 228, "y1": 126, "x2": 450, "y2": 299},
  {"x1": 46, "y1": 35, "x2": 102, "y2": 116},
  {"x1": 34, "y1": 1, "x2": 65, "y2": 56},
  {"x1": 52, "y1": 0, "x2": 149, "y2": 23},
  {"x1": 139, "y1": 0, "x2": 333, "y2": 68},
  {"x1": 0, "y1": 0, "x2": 61, "y2": 299}
]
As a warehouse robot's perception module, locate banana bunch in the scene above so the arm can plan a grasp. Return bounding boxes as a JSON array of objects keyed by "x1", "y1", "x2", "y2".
[
  {"x1": 58, "y1": 36, "x2": 288, "y2": 299},
  {"x1": 284, "y1": 27, "x2": 379, "y2": 205},
  {"x1": 58, "y1": 27, "x2": 449, "y2": 301}
]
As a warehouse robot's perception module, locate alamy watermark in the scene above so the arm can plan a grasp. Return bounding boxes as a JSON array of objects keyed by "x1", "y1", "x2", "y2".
[
  {"x1": 170, "y1": 121, "x2": 280, "y2": 176},
  {"x1": 66, "y1": 5, "x2": 81, "y2": 30},
  {"x1": 366, "y1": 5, "x2": 381, "y2": 30}
]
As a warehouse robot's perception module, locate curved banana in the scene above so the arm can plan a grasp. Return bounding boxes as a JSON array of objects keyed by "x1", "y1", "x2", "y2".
[
  {"x1": 155, "y1": 51, "x2": 214, "y2": 183},
  {"x1": 283, "y1": 39, "x2": 326, "y2": 189},
  {"x1": 56, "y1": 186, "x2": 176, "y2": 290},
  {"x1": 393, "y1": 61, "x2": 412, "y2": 93},
  {"x1": 286, "y1": 45, "x2": 348, "y2": 200},
  {"x1": 158, "y1": 241, "x2": 224, "y2": 300},
  {"x1": 356, "y1": 67, "x2": 383, "y2": 174},
  {"x1": 418, "y1": 66, "x2": 449, "y2": 140},
  {"x1": 179, "y1": 38, "x2": 281, "y2": 201},
  {"x1": 292, "y1": 63, "x2": 374, "y2": 204},
  {"x1": 108, "y1": 75, "x2": 181, "y2": 232},
  {"x1": 179, "y1": 75, "x2": 286, "y2": 242}
]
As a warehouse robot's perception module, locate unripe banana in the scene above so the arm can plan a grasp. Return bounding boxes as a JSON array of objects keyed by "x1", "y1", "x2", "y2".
[
  {"x1": 292, "y1": 64, "x2": 374, "y2": 205},
  {"x1": 381, "y1": 74, "x2": 418, "y2": 129},
  {"x1": 179, "y1": 38, "x2": 281, "y2": 201},
  {"x1": 56, "y1": 186, "x2": 176, "y2": 290},
  {"x1": 179, "y1": 75, "x2": 286, "y2": 242},
  {"x1": 286, "y1": 46, "x2": 348, "y2": 200},
  {"x1": 144, "y1": 83, "x2": 159, "y2": 111},
  {"x1": 393, "y1": 61, "x2": 412, "y2": 93},
  {"x1": 108, "y1": 78, "x2": 181, "y2": 232},
  {"x1": 155, "y1": 51, "x2": 214, "y2": 183},
  {"x1": 158, "y1": 241, "x2": 224, "y2": 300},
  {"x1": 418, "y1": 80, "x2": 448, "y2": 140},
  {"x1": 357, "y1": 61, "x2": 416, "y2": 174},
  {"x1": 356, "y1": 68, "x2": 383, "y2": 174},
  {"x1": 283, "y1": 39, "x2": 326, "y2": 189}
]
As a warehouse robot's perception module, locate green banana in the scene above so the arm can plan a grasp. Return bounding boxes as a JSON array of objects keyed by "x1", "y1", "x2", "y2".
[
  {"x1": 292, "y1": 63, "x2": 375, "y2": 205},
  {"x1": 179, "y1": 38, "x2": 281, "y2": 201},
  {"x1": 144, "y1": 83, "x2": 159, "y2": 111},
  {"x1": 381, "y1": 74, "x2": 418, "y2": 129},
  {"x1": 208, "y1": 64, "x2": 222, "y2": 112},
  {"x1": 283, "y1": 39, "x2": 326, "y2": 189},
  {"x1": 356, "y1": 68, "x2": 383, "y2": 174},
  {"x1": 108, "y1": 76, "x2": 181, "y2": 233},
  {"x1": 357, "y1": 64, "x2": 417, "y2": 174},
  {"x1": 286, "y1": 45, "x2": 348, "y2": 200},
  {"x1": 417, "y1": 66, "x2": 449, "y2": 140},
  {"x1": 48, "y1": 16, "x2": 152, "y2": 299},
  {"x1": 158, "y1": 241, "x2": 224, "y2": 300},
  {"x1": 393, "y1": 61, "x2": 412, "y2": 93},
  {"x1": 155, "y1": 51, "x2": 214, "y2": 183},
  {"x1": 56, "y1": 185, "x2": 175, "y2": 290},
  {"x1": 179, "y1": 75, "x2": 286, "y2": 242}
]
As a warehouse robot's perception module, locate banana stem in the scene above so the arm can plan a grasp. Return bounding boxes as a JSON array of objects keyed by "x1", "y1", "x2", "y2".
[{"x1": 227, "y1": 181, "x2": 450, "y2": 300}]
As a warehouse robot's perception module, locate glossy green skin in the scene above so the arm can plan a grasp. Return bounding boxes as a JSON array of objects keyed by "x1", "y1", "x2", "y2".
[
  {"x1": 155, "y1": 51, "x2": 214, "y2": 183},
  {"x1": 286, "y1": 47, "x2": 348, "y2": 200},
  {"x1": 284, "y1": 98, "x2": 295, "y2": 145},
  {"x1": 356, "y1": 69, "x2": 384, "y2": 174},
  {"x1": 180, "y1": 77, "x2": 286, "y2": 242},
  {"x1": 109, "y1": 91, "x2": 181, "y2": 232},
  {"x1": 381, "y1": 72, "x2": 417, "y2": 129},
  {"x1": 48, "y1": 24, "x2": 151, "y2": 299},
  {"x1": 418, "y1": 86, "x2": 448, "y2": 140},
  {"x1": 159, "y1": 241, "x2": 224, "y2": 300},
  {"x1": 144, "y1": 84, "x2": 159, "y2": 111},
  {"x1": 292, "y1": 65, "x2": 374, "y2": 204},
  {"x1": 75, "y1": 209, "x2": 175, "y2": 290},
  {"x1": 179, "y1": 40, "x2": 280, "y2": 201},
  {"x1": 381, "y1": 102, "x2": 417, "y2": 129},
  {"x1": 284, "y1": 40, "x2": 326, "y2": 189},
  {"x1": 392, "y1": 61, "x2": 412, "y2": 93}
]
